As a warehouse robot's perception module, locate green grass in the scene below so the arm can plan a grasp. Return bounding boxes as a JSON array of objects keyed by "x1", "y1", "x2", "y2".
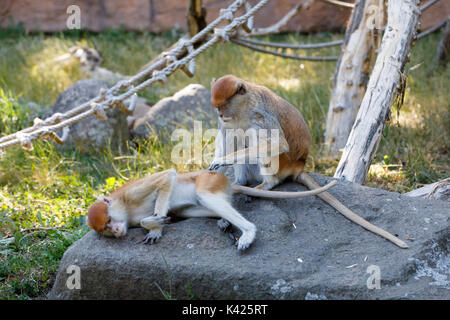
[{"x1": 0, "y1": 27, "x2": 448, "y2": 299}]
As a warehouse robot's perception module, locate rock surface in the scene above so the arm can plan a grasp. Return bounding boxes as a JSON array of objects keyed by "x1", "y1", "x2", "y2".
[
  {"x1": 49, "y1": 173, "x2": 449, "y2": 300},
  {"x1": 50, "y1": 79, "x2": 130, "y2": 153},
  {"x1": 2, "y1": 0, "x2": 447, "y2": 33},
  {"x1": 132, "y1": 84, "x2": 216, "y2": 141}
]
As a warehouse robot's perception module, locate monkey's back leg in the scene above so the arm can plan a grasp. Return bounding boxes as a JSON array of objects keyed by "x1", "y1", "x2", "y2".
[
  {"x1": 195, "y1": 171, "x2": 256, "y2": 250},
  {"x1": 255, "y1": 155, "x2": 304, "y2": 190}
]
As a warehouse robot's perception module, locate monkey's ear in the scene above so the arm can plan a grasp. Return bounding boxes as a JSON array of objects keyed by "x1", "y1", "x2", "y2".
[
  {"x1": 210, "y1": 77, "x2": 216, "y2": 88},
  {"x1": 236, "y1": 81, "x2": 247, "y2": 95},
  {"x1": 98, "y1": 195, "x2": 112, "y2": 206}
]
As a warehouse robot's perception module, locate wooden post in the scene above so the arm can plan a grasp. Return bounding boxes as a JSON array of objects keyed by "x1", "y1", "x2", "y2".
[
  {"x1": 334, "y1": 0, "x2": 420, "y2": 184},
  {"x1": 324, "y1": 0, "x2": 380, "y2": 158},
  {"x1": 187, "y1": 0, "x2": 207, "y2": 37}
]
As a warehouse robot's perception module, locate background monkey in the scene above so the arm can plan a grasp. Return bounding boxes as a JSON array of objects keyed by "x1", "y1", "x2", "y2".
[
  {"x1": 209, "y1": 74, "x2": 408, "y2": 249},
  {"x1": 87, "y1": 169, "x2": 335, "y2": 250}
]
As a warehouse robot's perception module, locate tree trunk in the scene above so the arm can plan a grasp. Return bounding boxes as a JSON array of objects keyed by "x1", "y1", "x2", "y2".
[
  {"x1": 434, "y1": 16, "x2": 450, "y2": 66},
  {"x1": 324, "y1": 0, "x2": 380, "y2": 158},
  {"x1": 187, "y1": 0, "x2": 207, "y2": 37},
  {"x1": 334, "y1": 0, "x2": 420, "y2": 184}
]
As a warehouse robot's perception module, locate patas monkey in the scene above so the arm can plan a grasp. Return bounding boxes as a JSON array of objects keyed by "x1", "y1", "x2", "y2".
[
  {"x1": 87, "y1": 169, "x2": 336, "y2": 250},
  {"x1": 209, "y1": 75, "x2": 408, "y2": 249}
]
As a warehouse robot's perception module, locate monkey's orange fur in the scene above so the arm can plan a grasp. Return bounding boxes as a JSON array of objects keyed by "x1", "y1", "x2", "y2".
[
  {"x1": 87, "y1": 201, "x2": 109, "y2": 232},
  {"x1": 211, "y1": 75, "x2": 242, "y2": 108}
]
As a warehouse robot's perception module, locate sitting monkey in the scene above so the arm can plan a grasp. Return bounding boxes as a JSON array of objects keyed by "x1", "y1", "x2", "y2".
[{"x1": 208, "y1": 75, "x2": 408, "y2": 249}]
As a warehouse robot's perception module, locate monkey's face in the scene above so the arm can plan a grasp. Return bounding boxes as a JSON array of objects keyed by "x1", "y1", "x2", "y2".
[
  {"x1": 211, "y1": 75, "x2": 250, "y2": 127},
  {"x1": 102, "y1": 218, "x2": 127, "y2": 238},
  {"x1": 216, "y1": 104, "x2": 234, "y2": 123},
  {"x1": 87, "y1": 196, "x2": 127, "y2": 238}
]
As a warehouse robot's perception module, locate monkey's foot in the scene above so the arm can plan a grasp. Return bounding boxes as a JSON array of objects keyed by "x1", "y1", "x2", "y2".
[
  {"x1": 243, "y1": 195, "x2": 254, "y2": 203},
  {"x1": 233, "y1": 177, "x2": 249, "y2": 186},
  {"x1": 142, "y1": 229, "x2": 162, "y2": 245},
  {"x1": 217, "y1": 219, "x2": 231, "y2": 232},
  {"x1": 236, "y1": 228, "x2": 256, "y2": 251}
]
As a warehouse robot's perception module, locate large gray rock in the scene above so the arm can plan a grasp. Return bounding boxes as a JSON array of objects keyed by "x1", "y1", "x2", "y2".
[
  {"x1": 51, "y1": 79, "x2": 129, "y2": 153},
  {"x1": 49, "y1": 174, "x2": 449, "y2": 300},
  {"x1": 132, "y1": 84, "x2": 216, "y2": 141}
]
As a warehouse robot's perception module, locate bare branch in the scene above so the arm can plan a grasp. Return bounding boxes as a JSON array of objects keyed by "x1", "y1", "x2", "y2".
[
  {"x1": 249, "y1": 0, "x2": 316, "y2": 36},
  {"x1": 420, "y1": 0, "x2": 439, "y2": 11},
  {"x1": 318, "y1": 0, "x2": 355, "y2": 9}
]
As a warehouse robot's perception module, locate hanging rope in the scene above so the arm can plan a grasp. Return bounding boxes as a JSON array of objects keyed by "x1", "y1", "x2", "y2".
[
  {"x1": 231, "y1": 38, "x2": 339, "y2": 61},
  {"x1": 235, "y1": 37, "x2": 343, "y2": 49}
]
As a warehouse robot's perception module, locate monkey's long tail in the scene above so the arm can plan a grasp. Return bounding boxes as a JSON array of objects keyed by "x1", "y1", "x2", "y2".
[
  {"x1": 298, "y1": 172, "x2": 408, "y2": 249},
  {"x1": 232, "y1": 180, "x2": 337, "y2": 198}
]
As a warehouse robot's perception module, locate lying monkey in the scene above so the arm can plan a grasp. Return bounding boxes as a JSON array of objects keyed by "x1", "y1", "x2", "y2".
[
  {"x1": 87, "y1": 169, "x2": 336, "y2": 250},
  {"x1": 209, "y1": 75, "x2": 408, "y2": 249}
]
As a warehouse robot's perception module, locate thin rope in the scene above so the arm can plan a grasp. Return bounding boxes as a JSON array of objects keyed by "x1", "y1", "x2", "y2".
[
  {"x1": 231, "y1": 38, "x2": 339, "y2": 61},
  {"x1": 236, "y1": 37, "x2": 344, "y2": 49}
]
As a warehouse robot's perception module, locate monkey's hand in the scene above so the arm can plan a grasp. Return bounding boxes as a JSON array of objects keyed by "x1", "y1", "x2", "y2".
[
  {"x1": 208, "y1": 158, "x2": 233, "y2": 172},
  {"x1": 140, "y1": 216, "x2": 170, "y2": 244},
  {"x1": 217, "y1": 218, "x2": 231, "y2": 232},
  {"x1": 140, "y1": 215, "x2": 170, "y2": 230}
]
